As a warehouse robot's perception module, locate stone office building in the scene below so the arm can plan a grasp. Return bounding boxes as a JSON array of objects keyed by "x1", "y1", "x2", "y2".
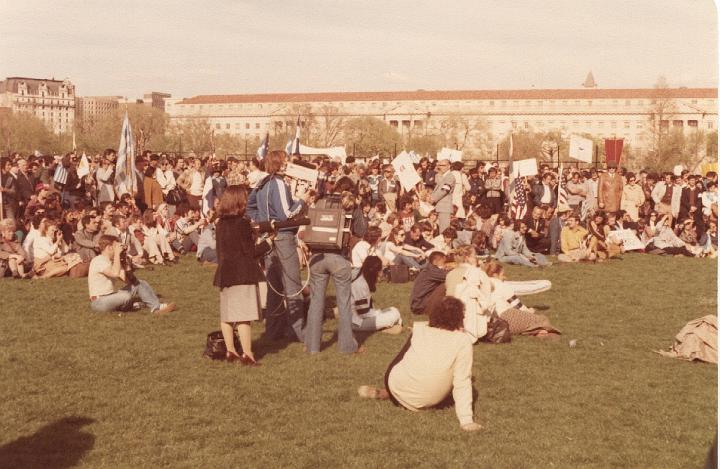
[
  {"x1": 166, "y1": 80, "x2": 717, "y2": 158},
  {"x1": 0, "y1": 77, "x2": 76, "y2": 134}
]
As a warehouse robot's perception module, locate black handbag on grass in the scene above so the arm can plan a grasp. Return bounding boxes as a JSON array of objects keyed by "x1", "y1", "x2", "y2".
[{"x1": 202, "y1": 330, "x2": 242, "y2": 360}]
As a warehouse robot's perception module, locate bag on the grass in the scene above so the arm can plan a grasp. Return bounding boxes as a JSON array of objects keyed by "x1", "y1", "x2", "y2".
[
  {"x1": 389, "y1": 264, "x2": 409, "y2": 283},
  {"x1": 202, "y1": 330, "x2": 242, "y2": 360},
  {"x1": 480, "y1": 313, "x2": 512, "y2": 344}
]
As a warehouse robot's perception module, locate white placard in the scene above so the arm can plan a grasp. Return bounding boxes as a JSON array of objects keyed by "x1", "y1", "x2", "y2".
[
  {"x1": 391, "y1": 151, "x2": 422, "y2": 191},
  {"x1": 285, "y1": 162, "x2": 318, "y2": 186},
  {"x1": 437, "y1": 147, "x2": 463, "y2": 162},
  {"x1": 298, "y1": 144, "x2": 348, "y2": 164},
  {"x1": 511, "y1": 158, "x2": 538, "y2": 178},
  {"x1": 569, "y1": 135, "x2": 593, "y2": 163}
]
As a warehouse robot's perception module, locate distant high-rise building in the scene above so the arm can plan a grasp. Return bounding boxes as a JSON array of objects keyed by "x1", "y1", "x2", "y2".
[
  {"x1": 0, "y1": 77, "x2": 75, "y2": 133},
  {"x1": 75, "y1": 96, "x2": 123, "y2": 127},
  {"x1": 143, "y1": 92, "x2": 171, "y2": 112}
]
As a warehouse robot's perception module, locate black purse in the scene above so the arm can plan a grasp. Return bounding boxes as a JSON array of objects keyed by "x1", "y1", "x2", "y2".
[
  {"x1": 165, "y1": 187, "x2": 186, "y2": 205},
  {"x1": 202, "y1": 330, "x2": 243, "y2": 360}
]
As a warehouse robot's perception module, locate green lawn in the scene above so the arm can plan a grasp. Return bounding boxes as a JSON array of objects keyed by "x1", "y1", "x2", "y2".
[{"x1": 0, "y1": 255, "x2": 716, "y2": 468}]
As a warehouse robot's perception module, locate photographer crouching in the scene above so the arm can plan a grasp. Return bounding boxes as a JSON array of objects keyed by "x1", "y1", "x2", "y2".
[
  {"x1": 88, "y1": 234, "x2": 176, "y2": 315},
  {"x1": 247, "y1": 150, "x2": 311, "y2": 342}
]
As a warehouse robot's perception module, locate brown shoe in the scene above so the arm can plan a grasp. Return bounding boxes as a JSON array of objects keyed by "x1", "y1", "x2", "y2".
[
  {"x1": 226, "y1": 350, "x2": 243, "y2": 364},
  {"x1": 152, "y1": 303, "x2": 176, "y2": 315},
  {"x1": 240, "y1": 354, "x2": 261, "y2": 367}
]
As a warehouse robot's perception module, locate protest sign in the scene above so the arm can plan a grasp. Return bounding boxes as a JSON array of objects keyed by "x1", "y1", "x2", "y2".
[
  {"x1": 569, "y1": 135, "x2": 593, "y2": 163},
  {"x1": 391, "y1": 151, "x2": 422, "y2": 191},
  {"x1": 511, "y1": 158, "x2": 538, "y2": 178}
]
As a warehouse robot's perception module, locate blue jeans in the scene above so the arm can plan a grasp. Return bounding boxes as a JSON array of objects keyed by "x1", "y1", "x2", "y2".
[
  {"x1": 498, "y1": 253, "x2": 550, "y2": 267},
  {"x1": 304, "y1": 253, "x2": 357, "y2": 353},
  {"x1": 90, "y1": 280, "x2": 161, "y2": 312},
  {"x1": 394, "y1": 254, "x2": 423, "y2": 270},
  {"x1": 264, "y1": 232, "x2": 305, "y2": 341}
]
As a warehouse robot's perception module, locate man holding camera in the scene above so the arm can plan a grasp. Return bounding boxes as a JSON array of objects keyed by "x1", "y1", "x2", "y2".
[{"x1": 88, "y1": 234, "x2": 175, "y2": 314}]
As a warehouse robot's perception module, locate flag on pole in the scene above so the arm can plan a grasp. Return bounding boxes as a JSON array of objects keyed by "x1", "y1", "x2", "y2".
[
  {"x1": 77, "y1": 153, "x2": 90, "y2": 178},
  {"x1": 510, "y1": 178, "x2": 528, "y2": 220},
  {"x1": 557, "y1": 163, "x2": 570, "y2": 212},
  {"x1": 257, "y1": 132, "x2": 269, "y2": 160},
  {"x1": 115, "y1": 111, "x2": 136, "y2": 196},
  {"x1": 506, "y1": 131, "x2": 515, "y2": 203},
  {"x1": 72, "y1": 130, "x2": 77, "y2": 152},
  {"x1": 286, "y1": 114, "x2": 301, "y2": 156},
  {"x1": 53, "y1": 163, "x2": 69, "y2": 185}
]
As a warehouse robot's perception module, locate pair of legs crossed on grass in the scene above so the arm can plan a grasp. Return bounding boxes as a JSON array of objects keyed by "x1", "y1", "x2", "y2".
[
  {"x1": 557, "y1": 248, "x2": 596, "y2": 263},
  {"x1": 90, "y1": 280, "x2": 161, "y2": 312}
]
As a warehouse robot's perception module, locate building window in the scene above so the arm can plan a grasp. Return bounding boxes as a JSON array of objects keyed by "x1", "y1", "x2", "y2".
[
  {"x1": 511, "y1": 121, "x2": 517, "y2": 129},
  {"x1": 489, "y1": 101, "x2": 494, "y2": 106},
  {"x1": 215, "y1": 123, "x2": 221, "y2": 129},
  {"x1": 610, "y1": 122, "x2": 617, "y2": 128},
  {"x1": 585, "y1": 121, "x2": 592, "y2": 128},
  {"x1": 660, "y1": 120, "x2": 669, "y2": 132},
  {"x1": 226, "y1": 124, "x2": 230, "y2": 129},
  {"x1": 587, "y1": 100, "x2": 592, "y2": 106},
  {"x1": 523, "y1": 122, "x2": 529, "y2": 129},
  {"x1": 246, "y1": 123, "x2": 250, "y2": 129},
  {"x1": 708, "y1": 121, "x2": 714, "y2": 129},
  {"x1": 636, "y1": 121, "x2": 643, "y2": 129},
  {"x1": 414, "y1": 120, "x2": 423, "y2": 128},
  {"x1": 625, "y1": 100, "x2": 631, "y2": 105},
  {"x1": 691, "y1": 99, "x2": 697, "y2": 104},
  {"x1": 688, "y1": 120, "x2": 698, "y2": 127},
  {"x1": 255, "y1": 123, "x2": 260, "y2": 129},
  {"x1": 574, "y1": 100, "x2": 580, "y2": 106},
  {"x1": 402, "y1": 120, "x2": 411, "y2": 128},
  {"x1": 389, "y1": 120, "x2": 398, "y2": 127},
  {"x1": 624, "y1": 121, "x2": 630, "y2": 129},
  {"x1": 672, "y1": 120, "x2": 683, "y2": 128}
]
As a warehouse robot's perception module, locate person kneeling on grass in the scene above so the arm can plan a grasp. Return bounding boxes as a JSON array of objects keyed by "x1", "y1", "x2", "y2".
[
  {"x1": 88, "y1": 234, "x2": 175, "y2": 315},
  {"x1": 357, "y1": 296, "x2": 481, "y2": 432},
  {"x1": 351, "y1": 255, "x2": 402, "y2": 334}
]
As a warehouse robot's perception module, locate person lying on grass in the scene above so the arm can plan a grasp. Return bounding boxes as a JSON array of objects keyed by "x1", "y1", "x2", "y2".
[{"x1": 357, "y1": 296, "x2": 482, "y2": 432}]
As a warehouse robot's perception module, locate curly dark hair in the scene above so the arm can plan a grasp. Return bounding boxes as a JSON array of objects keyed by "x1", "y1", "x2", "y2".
[{"x1": 429, "y1": 297, "x2": 465, "y2": 331}]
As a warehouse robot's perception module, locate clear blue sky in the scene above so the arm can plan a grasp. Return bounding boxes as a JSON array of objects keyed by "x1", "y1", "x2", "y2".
[{"x1": 1, "y1": 0, "x2": 717, "y2": 98}]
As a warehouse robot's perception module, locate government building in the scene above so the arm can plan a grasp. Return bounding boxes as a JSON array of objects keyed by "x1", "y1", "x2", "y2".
[
  {"x1": 166, "y1": 73, "x2": 717, "y2": 159},
  {"x1": 0, "y1": 77, "x2": 75, "y2": 133}
]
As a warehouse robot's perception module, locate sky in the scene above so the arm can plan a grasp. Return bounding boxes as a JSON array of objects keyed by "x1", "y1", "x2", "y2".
[{"x1": 1, "y1": 0, "x2": 717, "y2": 99}]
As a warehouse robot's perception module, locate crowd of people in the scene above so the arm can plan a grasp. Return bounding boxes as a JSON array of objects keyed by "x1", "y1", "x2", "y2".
[{"x1": 1, "y1": 146, "x2": 716, "y2": 431}]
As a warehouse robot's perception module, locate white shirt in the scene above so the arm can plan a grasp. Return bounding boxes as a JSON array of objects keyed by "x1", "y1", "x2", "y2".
[
  {"x1": 22, "y1": 228, "x2": 40, "y2": 263},
  {"x1": 189, "y1": 170, "x2": 204, "y2": 196},
  {"x1": 351, "y1": 240, "x2": 374, "y2": 268},
  {"x1": 248, "y1": 170, "x2": 268, "y2": 189},
  {"x1": 33, "y1": 236, "x2": 59, "y2": 260},
  {"x1": 155, "y1": 169, "x2": 176, "y2": 194},
  {"x1": 88, "y1": 254, "x2": 116, "y2": 297},
  {"x1": 540, "y1": 183, "x2": 552, "y2": 204}
]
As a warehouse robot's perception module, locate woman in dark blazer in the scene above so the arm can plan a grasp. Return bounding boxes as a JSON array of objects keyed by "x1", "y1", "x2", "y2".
[{"x1": 214, "y1": 186, "x2": 274, "y2": 365}]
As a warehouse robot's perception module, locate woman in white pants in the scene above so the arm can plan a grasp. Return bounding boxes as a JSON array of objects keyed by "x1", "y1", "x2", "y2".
[{"x1": 351, "y1": 255, "x2": 401, "y2": 333}]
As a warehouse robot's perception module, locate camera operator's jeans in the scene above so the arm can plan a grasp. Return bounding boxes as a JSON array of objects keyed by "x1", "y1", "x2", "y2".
[
  {"x1": 497, "y1": 253, "x2": 550, "y2": 267},
  {"x1": 304, "y1": 253, "x2": 358, "y2": 354},
  {"x1": 264, "y1": 232, "x2": 305, "y2": 341},
  {"x1": 90, "y1": 280, "x2": 161, "y2": 312}
]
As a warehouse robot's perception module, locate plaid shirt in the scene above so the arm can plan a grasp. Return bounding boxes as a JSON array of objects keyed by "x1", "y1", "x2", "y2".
[{"x1": 225, "y1": 169, "x2": 246, "y2": 186}]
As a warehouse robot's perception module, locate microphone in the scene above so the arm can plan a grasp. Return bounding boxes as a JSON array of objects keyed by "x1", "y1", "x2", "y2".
[{"x1": 254, "y1": 216, "x2": 311, "y2": 233}]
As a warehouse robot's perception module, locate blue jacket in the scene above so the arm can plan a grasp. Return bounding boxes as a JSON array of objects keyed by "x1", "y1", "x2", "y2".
[{"x1": 247, "y1": 175, "x2": 305, "y2": 232}]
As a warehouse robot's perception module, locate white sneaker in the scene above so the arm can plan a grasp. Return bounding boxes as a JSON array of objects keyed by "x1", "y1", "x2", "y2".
[{"x1": 132, "y1": 302, "x2": 143, "y2": 311}]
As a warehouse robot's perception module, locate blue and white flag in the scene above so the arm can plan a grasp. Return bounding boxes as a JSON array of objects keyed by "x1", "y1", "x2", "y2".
[
  {"x1": 53, "y1": 163, "x2": 68, "y2": 185},
  {"x1": 115, "y1": 111, "x2": 136, "y2": 195},
  {"x1": 257, "y1": 132, "x2": 269, "y2": 160},
  {"x1": 286, "y1": 114, "x2": 301, "y2": 156}
]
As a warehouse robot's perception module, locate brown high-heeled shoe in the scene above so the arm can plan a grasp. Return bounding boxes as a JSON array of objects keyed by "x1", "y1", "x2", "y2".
[
  {"x1": 239, "y1": 354, "x2": 261, "y2": 367},
  {"x1": 225, "y1": 350, "x2": 243, "y2": 364}
]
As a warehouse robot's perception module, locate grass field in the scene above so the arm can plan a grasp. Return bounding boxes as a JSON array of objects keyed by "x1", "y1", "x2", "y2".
[{"x1": 0, "y1": 254, "x2": 717, "y2": 468}]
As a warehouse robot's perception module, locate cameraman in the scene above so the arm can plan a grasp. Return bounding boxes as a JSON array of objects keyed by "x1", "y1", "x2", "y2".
[
  {"x1": 303, "y1": 192, "x2": 361, "y2": 354},
  {"x1": 247, "y1": 150, "x2": 311, "y2": 341},
  {"x1": 88, "y1": 234, "x2": 175, "y2": 314}
]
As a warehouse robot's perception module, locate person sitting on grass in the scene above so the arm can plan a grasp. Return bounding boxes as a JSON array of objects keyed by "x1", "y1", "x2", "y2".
[
  {"x1": 484, "y1": 261, "x2": 560, "y2": 338},
  {"x1": 350, "y1": 255, "x2": 402, "y2": 334},
  {"x1": 357, "y1": 296, "x2": 481, "y2": 433},
  {"x1": 495, "y1": 220, "x2": 551, "y2": 267},
  {"x1": 558, "y1": 214, "x2": 596, "y2": 263},
  {"x1": 410, "y1": 251, "x2": 448, "y2": 315},
  {"x1": 0, "y1": 218, "x2": 31, "y2": 278},
  {"x1": 88, "y1": 234, "x2": 175, "y2": 315}
]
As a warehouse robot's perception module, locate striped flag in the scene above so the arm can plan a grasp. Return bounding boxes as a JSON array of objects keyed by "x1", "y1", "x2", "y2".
[
  {"x1": 286, "y1": 114, "x2": 301, "y2": 156},
  {"x1": 557, "y1": 163, "x2": 570, "y2": 212},
  {"x1": 257, "y1": 132, "x2": 269, "y2": 160},
  {"x1": 53, "y1": 163, "x2": 68, "y2": 185},
  {"x1": 115, "y1": 111, "x2": 136, "y2": 196},
  {"x1": 510, "y1": 177, "x2": 528, "y2": 220}
]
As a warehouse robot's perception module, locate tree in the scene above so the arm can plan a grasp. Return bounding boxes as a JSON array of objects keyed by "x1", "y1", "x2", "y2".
[
  {"x1": 312, "y1": 105, "x2": 344, "y2": 147},
  {"x1": 343, "y1": 116, "x2": 401, "y2": 158},
  {"x1": 127, "y1": 104, "x2": 168, "y2": 154},
  {"x1": 405, "y1": 133, "x2": 443, "y2": 157},
  {"x1": 644, "y1": 75, "x2": 678, "y2": 169},
  {"x1": 168, "y1": 118, "x2": 214, "y2": 155},
  {"x1": 0, "y1": 111, "x2": 61, "y2": 155}
]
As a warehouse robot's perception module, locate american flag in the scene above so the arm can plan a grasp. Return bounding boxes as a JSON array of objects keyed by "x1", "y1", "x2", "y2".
[
  {"x1": 557, "y1": 163, "x2": 570, "y2": 211},
  {"x1": 510, "y1": 177, "x2": 528, "y2": 220}
]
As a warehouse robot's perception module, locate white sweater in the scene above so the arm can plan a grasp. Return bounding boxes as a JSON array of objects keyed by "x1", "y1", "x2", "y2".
[{"x1": 387, "y1": 322, "x2": 475, "y2": 425}]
